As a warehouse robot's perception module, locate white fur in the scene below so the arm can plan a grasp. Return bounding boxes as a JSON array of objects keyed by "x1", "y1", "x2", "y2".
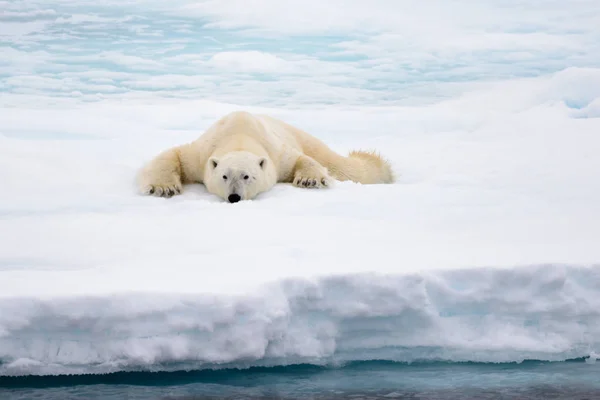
[
  {"x1": 137, "y1": 111, "x2": 394, "y2": 202},
  {"x1": 204, "y1": 151, "x2": 277, "y2": 201}
]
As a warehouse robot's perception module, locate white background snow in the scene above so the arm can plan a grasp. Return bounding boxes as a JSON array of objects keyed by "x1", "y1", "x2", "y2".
[{"x1": 0, "y1": 0, "x2": 600, "y2": 375}]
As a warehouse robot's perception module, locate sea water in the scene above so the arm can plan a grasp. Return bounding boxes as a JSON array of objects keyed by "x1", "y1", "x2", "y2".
[{"x1": 2, "y1": 360, "x2": 600, "y2": 399}]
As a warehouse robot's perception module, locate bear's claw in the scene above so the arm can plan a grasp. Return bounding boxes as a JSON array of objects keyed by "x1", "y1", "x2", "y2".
[
  {"x1": 144, "y1": 184, "x2": 182, "y2": 198},
  {"x1": 293, "y1": 176, "x2": 330, "y2": 189}
]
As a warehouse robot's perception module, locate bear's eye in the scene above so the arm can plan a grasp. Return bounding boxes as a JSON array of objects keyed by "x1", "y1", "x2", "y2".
[
  {"x1": 222, "y1": 175, "x2": 227, "y2": 180},
  {"x1": 243, "y1": 175, "x2": 249, "y2": 180}
]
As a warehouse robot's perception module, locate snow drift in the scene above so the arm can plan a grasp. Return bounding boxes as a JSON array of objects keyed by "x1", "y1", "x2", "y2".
[{"x1": 1, "y1": 264, "x2": 599, "y2": 376}]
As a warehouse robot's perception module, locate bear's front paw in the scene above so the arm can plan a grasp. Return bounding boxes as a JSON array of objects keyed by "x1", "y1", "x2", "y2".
[
  {"x1": 293, "y1": 172, "x2": 332, "y2": 189},
  {"x1": 142, "y1": 183, "x2": 182, "y2": 198}
]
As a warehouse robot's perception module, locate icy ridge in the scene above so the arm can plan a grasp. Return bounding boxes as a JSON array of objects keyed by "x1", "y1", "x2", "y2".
[{"x1": 1, "y1": 264, "x2": 599, "y2": 376}]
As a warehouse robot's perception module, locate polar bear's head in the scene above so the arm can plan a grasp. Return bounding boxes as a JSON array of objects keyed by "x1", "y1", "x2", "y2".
[{"x1": 204, "y1": 151, "x2": 277, "y2": 203}]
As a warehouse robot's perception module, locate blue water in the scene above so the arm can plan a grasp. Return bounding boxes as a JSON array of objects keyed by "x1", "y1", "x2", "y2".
[{"x1": 2, "y1": 360, "x2": 600, "y2": 399}]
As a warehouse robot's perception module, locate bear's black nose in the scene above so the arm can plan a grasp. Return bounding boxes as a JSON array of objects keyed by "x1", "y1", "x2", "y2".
[{"x1": 228, "y1": 194, "x2": 241, "y2": 203}]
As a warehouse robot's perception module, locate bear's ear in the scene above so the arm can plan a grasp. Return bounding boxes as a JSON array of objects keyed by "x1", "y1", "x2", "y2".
[
  {"x1": 259, "y1": 157, "x2": 267, "y2": 170},
  {"x1": 209, "y1": 158, "x2": 219, "y2": 169}
]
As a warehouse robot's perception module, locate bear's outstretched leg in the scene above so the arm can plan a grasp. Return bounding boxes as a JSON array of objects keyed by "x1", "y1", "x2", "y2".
[
  {"x1": 292, "y1": 155, "x2": 333, "y2": 189},
  {"x1": 137, "y1": 147, "x2": 184, "y2": 197}
]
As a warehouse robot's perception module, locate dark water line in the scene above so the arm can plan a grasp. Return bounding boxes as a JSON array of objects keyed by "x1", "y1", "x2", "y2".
[{"x1": 0, "y1": 357, "x2": 593, "y2": 389}]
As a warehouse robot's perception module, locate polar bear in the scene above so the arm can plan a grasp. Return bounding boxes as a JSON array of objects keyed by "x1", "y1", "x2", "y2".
[{"x1": 137, "y1": 111, "x2": 394, "y2": 203}]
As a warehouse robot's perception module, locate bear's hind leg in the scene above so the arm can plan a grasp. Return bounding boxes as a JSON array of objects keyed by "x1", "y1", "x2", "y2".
[
  {"x1": 292, "y1": 155, "x2": 333, "y2": 189},
  {"x1": 137, "y1": 147, "x2": 184, "y2": 197}
]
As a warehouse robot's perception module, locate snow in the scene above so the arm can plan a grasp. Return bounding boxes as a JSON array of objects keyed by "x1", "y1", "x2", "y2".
[
  {"x1": 1, "y1": 265, "x2": 600, "y2": 376},
  {"x1": 1, "y1": 69, "x2": 600, "y2": 375},
  {"x1": 1, "y1": 0, "x2": 600, "y2": 377}
]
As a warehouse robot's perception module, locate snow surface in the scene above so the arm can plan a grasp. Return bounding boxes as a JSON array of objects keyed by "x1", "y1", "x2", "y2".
[{"x1": 1, "y1": 0, "x2": 600, "y2": 376}]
